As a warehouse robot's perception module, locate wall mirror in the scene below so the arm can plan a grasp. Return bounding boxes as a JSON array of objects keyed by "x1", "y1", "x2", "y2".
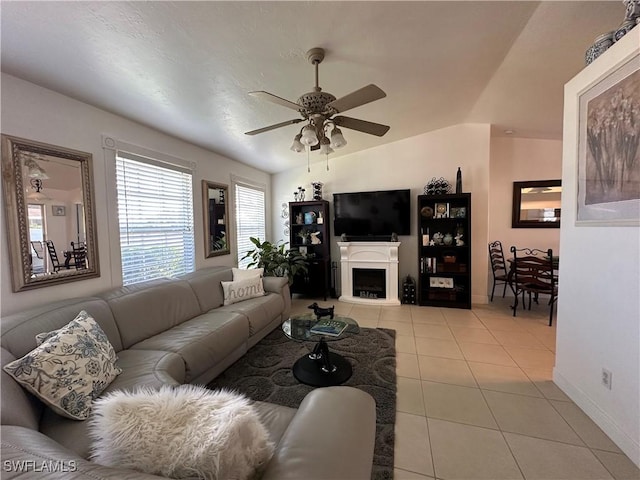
[
  {"x1": 202, "y1": 180, "x2": 230, "y2": 258},
  {"x1": 1, "y1": 135, "x2": 100, "y2": 291},
  {"x1": 512, "y1": 179, "x2": 562, "y2": 228}
]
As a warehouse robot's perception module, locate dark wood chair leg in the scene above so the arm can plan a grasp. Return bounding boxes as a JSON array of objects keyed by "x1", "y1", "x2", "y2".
[{"x1": 491, "y1": 280, "x2": 496, "y2": 302}]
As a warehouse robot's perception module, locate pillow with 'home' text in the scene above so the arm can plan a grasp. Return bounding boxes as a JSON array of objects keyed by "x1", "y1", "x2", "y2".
[{"x1": 221, "y1": 276, "x2": 265, "y2": 305}]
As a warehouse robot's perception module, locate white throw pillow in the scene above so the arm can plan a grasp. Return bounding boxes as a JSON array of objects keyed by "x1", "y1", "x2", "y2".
[
  {"x1": 3, "y1": 311, "x2": 122, "y2": 420},
  {"x1": 89, "y1": 385, "x2": 274, "y2": 480},
  {"x1": 221, "y1": 276, "x2": 265, "y2": 305},
  {"x1": 232, "y1": 267, "x2": 264, "y2": 280}
]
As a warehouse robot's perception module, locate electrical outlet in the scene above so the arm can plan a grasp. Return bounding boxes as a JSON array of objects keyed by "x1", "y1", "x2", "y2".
[{"x1": 602, "y1": 368, "x2": 612, "y2": 390}]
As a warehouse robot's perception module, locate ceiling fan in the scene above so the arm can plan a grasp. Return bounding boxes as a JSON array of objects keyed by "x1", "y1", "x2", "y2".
[{"x1": 245, "y1": 48, "x2": 390, "y2": 154}]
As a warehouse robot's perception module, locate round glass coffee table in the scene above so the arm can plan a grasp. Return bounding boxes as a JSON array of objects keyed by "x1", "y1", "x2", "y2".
[{"x1": 282, "y1": 313, "x2": 359, "y2": 387}]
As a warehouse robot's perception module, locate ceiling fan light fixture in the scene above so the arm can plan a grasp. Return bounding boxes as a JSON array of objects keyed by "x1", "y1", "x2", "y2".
[
  {"x1": 329, "y1": 126, "x2": 347, "y2": 149},
  {"x1": 290, "y1": 134, "x2": 305, "y2": 153},
  {"x1": 318, "y1": 136, "x2": 332, "y2": 155},
  {"x1": 300, "y1": 124, "x2": 319, "y2": 146}
]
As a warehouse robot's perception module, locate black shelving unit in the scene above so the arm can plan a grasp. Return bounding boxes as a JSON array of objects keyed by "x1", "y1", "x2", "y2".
[
  {"x1": 417, "y1": 193, "x2": 471, "y2": 309},
  {"x1": 289, "y1": 200, "x2": 331, "y2": 300}
]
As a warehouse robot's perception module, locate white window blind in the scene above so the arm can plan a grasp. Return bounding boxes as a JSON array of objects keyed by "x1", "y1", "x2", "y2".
[
  {"x1": 116, "y1": 152, "x2": 195, "y2": 285},
  {"x1": 234, "y1": 181, "x2": 266, "y2": 268}
]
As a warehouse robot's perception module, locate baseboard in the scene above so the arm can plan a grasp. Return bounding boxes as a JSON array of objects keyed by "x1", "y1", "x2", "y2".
[
  {"x1": 553, "y1": 368, "x2": 640, "y2": 467},
  {"x1": 472, "y1": 294, "x2": 489, "y2": 305}
]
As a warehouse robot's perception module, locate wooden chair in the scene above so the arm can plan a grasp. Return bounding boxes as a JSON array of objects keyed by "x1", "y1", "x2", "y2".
[
  {"x1": 45, "y1": 240, "x2": 63, "y2": 272},
  {"x1": 70, "y1": 241, "x2": 87, "y2": 269},
  {"x1": 488, "y1": 241, "x2": 509, "y2": 301},
  {"x1": 509, "y1": 246, "x2": 557, "y2": 326}
]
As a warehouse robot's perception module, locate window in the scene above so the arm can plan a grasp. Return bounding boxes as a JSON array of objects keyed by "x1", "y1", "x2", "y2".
[
  {"x1": 234, "y1": 179, "x2": 266, "y2": 268},
  {"x1": 116, "y1": 152, "x2": 195, "y2": 285}
]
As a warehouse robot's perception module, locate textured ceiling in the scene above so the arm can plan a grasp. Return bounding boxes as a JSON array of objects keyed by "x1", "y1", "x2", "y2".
[{"x1": 0, "y1": 1, "x2": 626, "y2": 173}]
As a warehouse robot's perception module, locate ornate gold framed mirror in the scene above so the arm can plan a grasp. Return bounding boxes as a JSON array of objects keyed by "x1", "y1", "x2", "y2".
[
  {"x1": 202, "y1": 180, "x2": 230, "y2": 258},
  {"x1": 1, "y1": 135, "x2": 100, "y2": 291}
]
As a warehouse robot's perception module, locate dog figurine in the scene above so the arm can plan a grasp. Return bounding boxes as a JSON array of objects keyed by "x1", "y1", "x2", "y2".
[{"x1": 308, "y1": 302, "x2": 335, "y2": 319}]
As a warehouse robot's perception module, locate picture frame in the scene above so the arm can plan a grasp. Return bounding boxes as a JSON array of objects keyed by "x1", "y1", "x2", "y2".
[
  {"x1": 434, "y1": 202, "x2": 449, "y2": 218},
  {"x1": 576, "y1": 53, "x2": 640, "y2": 226},
  {"x1": 51, "y1": 205, "x2": 66, "y2": 216},
  {"x1": 449, "y1": 206, "x2": 466, "y2": 219},
  {"x1": 429, "y1": 276, "x2": 454, "y2": 289}
]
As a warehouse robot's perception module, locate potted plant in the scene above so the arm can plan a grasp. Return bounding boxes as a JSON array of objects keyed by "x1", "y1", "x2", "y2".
[
  {"x1": 297, "y1": 228, "x2": 311, "y2": 245},
  {"x1": 241, "y1": 237, "x2": 309, "y2": 285}
]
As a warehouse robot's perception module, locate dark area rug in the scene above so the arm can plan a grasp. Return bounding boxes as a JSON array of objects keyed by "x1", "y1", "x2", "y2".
[{"x1": 208, "y1": 326, "x2": 397, "y2": 480}]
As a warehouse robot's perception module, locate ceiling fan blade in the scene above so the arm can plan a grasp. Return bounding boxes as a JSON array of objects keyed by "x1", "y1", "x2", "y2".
[
  {"x1": 245, "y1": 118, "x2": 303, "y2": 136},
  {"x1": 249, "y1": 91, "x2": 301, "y2": 111},
  {"x1": 333, "y1": 116, "x2": 390, "y2": 137},
  {"x1": 327, "y1": 84, "x2": 386, "y2": 113}
]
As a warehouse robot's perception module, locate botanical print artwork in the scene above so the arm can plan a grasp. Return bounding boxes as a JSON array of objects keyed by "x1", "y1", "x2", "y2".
[{"x1": 585, "y1": 70, "x2": 640, "y2": 205}]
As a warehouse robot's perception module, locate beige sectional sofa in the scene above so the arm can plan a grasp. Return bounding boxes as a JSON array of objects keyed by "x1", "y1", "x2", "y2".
[{"x1": 1, "y1": 266, "x2": 376, "y2": 479}]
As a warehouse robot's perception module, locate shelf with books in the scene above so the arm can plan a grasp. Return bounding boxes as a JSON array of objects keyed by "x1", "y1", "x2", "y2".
[{"x1": 417, "y1": 193, "x2": 471, "y2": 309}]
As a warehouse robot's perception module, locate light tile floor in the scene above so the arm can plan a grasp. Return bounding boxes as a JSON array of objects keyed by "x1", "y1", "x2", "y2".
[{"x1": 290, "y1": 296, "x2": 640, "y2": 480}]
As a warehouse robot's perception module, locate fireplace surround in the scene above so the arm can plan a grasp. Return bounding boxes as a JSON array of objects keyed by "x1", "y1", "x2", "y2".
[{"x1": 337, "y1": 241, "x2": 401, "y2": 305}]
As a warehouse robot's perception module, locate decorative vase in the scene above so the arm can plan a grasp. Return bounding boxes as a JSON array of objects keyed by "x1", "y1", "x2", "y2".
[
  {"x1": 455, "y1": 167, "x2": 462, "y2": 194},
  {"x1": 613, "y1": 20, "x2": 636, "y2": 42},
  {"x1": 585, "y1": 31, "x2": 615, "y2": 65},
  {"x1": 443, "y1": 233, "x2": 454, "y2": 246}
]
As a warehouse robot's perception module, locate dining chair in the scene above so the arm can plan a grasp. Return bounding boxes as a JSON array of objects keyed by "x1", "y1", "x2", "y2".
[
  {"x1": 509, "y1": 246, "x2": 557, "y2": 326},
  {"x1": 45, "y1": 240, "x2": 63, "y2": 272},
  {"x1": 488, "y1": 240, "x2": 509, "y2": 301},
  {"x1": 70, "y1": 241, "x2": 87, "y2": 270}
]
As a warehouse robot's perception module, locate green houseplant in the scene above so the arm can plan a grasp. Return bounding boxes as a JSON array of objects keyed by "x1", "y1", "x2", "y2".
[{"x1": 241, "y1": 237, "x2": 309, "y2": 285}]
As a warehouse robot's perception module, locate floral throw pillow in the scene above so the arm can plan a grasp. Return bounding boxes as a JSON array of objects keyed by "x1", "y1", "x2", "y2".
[
  {"x1": 35, "y1": 310, "x2": 120, "y2": 366},
  {"x1": 3, "y1": 311, "x2": 122, "y2": 420},
  {"x1": 221, "y1": 276, "x2": 265, "y2": 306}
]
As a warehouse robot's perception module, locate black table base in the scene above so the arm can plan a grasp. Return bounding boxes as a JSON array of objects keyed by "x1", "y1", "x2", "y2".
[{"x1": 292, "y1": 338, "x2": 352, "y2": 387}]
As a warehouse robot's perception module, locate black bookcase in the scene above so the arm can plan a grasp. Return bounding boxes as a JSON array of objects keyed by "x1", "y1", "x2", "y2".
[
  {"x1": 417, "y1": 193, "x2": 471, "y2": 309},
  {"x1": 288, "y1": 200, "x2": 331, "y2": 300}
]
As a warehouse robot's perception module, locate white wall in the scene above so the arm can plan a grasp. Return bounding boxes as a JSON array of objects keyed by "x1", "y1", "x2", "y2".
[
  {"x1": 554, "y1": 30, "x2": 639, "y2": 466},
  {"x1": 1, "y1": 74, "x2": 271, "y2": 316},
  {"x1": 272, "y1": 123, "x2": 491, "y2": 304},
  {"x1": 488, "y1": 136, "x2": 562, "y2": 296}
]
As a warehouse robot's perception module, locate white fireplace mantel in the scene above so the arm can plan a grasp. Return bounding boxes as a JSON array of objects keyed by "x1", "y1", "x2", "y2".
[{"x1": 338, "y1": 241, "x2": 401, "y2": 306}]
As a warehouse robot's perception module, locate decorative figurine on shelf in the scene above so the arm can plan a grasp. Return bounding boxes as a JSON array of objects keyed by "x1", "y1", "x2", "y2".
[
  {"x1": 310, "y1": 232, "x2": 322, "y2": 244},
  {"x1": 295, "y1": 212, "x2": 304, "y2": 225},
  {"x1": 308, "y1": 302, "x2": 335, "y2": 320},
  {"x1": 390, "y1": 232, "x2": 398, "y2": 242},
  {"x1": 429, "y1": 239, "x2": 435, "y2": 246},
  {"x1": 293, "y1": 191, "x2": 299, "y2": 202},
  {"x1": 443, "y1": 233, "x2": 453, "y2": 246},
  {"x1": 311, "y1": 182, "x2": 324, "y2": 200},
  {"x1": 432, "y1": 232, "x2": 444, "y2": 245},
  {"x1": 340, "y1": 233, "x2": 347, "y2": 241},
  {"x1": 455, "y1": 233, "x2": 464, "y2": 246}
]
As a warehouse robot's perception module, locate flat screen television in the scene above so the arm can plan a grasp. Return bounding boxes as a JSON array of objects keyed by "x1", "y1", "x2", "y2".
[{"x1": 333, "y1": 189, "x2": 411, "y2": 238}]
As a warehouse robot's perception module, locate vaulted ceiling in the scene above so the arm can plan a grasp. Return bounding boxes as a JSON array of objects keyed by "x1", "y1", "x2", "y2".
[{"x1": 1, "y1": 1, "x2": 625, "y2": 173}]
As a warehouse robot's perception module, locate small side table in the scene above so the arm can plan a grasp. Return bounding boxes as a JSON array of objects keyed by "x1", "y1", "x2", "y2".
[{"x1": 282, "y1": 313, "x2": 359, "y2": 387}]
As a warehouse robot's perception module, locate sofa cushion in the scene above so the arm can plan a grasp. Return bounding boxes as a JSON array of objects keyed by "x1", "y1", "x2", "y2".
[
  {"x1": 1, "y1": 348, "x2": 43, "y2": 430},
  {"x1": 217, "y1": 293, "x2": 285, "y2": 337},
  {"x1": 129, "y1": 311, "x2": 249, "y2": 382},
  {"x1": 3, "y1": 314, "x2": 122, "y2": 420},
  {"x1": 181, "y1": 266, "x2": 233, "y2": 312},
  {"x1": 40, "y1": 350, "x2": 185, "y2": 459},
  {"x1": 100, "y1": 278, "x2": 202, "y2": 349},
  {"x1": 0, "y1": 297, "x2": 123, "y2": 358},
  {"x1": 89, "y1": 385, "x2": 274, "y2": 480},
  {"x1": 222, "y1": 276, "x2": 265, "y2": 306}
]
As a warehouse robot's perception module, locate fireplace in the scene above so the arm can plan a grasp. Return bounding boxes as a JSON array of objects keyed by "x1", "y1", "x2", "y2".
[
  {"x1": 337, "y1": 241, "x2": 400, "y2": 305},
  {"x1": 353, "y1": 268, "x2": 386, "y2": 299}
]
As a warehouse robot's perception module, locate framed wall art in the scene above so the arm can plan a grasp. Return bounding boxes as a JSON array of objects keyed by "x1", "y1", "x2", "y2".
[
  {"x1": 576, "y1": 51, "x2": 640, "y2": 226},
  {"x1": 52, "y1": 205, "x2": 66, "y2": 216}
]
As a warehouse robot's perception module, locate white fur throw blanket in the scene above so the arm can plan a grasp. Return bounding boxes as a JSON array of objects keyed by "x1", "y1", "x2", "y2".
[{"x1": 89, "y1": 385, "x2": 274, "y2": 480}]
